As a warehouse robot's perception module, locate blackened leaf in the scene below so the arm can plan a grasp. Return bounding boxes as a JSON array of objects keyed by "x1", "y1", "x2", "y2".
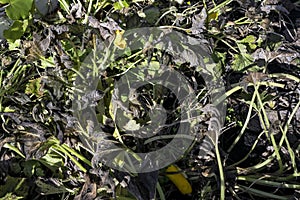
[
  {"x1": 115, "y1": 171, "x2": 158, "y2": 200},
  {"x1": 88, "y1": 16, "x2": 121, "y2": 40}
]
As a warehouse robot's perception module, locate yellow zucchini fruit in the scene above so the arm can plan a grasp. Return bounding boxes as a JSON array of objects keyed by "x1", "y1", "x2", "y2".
[{"x1": 165, "y1": 165, "x2": 192, "y2": 195}]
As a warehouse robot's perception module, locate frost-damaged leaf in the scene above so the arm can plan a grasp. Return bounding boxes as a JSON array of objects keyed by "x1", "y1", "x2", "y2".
[
  {"x1": 191, "y1": 8, "x2": 207, "y2": 35},
  {"x1": 59, "y1": 53, "x2": 73, "y2": 69},
  {"x1": 90, "y1": 168, "x2": 116, "y2": 196},
  {"x1": 261, "y1": 5, "x2": 289, "y2": 15},
  {"x1": 8, "y1": 92, "x2": 31, "y2": 105},
  {"x1": 88, "y1": 16, "x2": 121, "y2": 40},
  {"x1": 69, "y1": 2, "x2": 85, "y2": 19},
  {"x1": 74, "y1": 175, "x2": 96, "y2": 200},
  {"x1": 16, "y1": 122, "x2": 47, "y2": 159},
  {"x1": 34, "y1": 30, "x2": 54, "y2": 52},
  {"x1": 25, "y1": 77, "x2": 44, "y2": 97},
  {"x1": 0, "y1": 0, "x2": 33, "y2": 20},
  {"x1": 50, "y1": 24, "x2": 69, "y2": 35},
  {"x1": 79, "y1": 90, "x2": 104, "y2": 109}
]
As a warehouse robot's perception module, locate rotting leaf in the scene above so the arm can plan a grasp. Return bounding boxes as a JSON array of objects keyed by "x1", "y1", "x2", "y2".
[
  {"x1": 191, "y1": 8, "x2": 207, "y2": 35},
  {"x1": 25, "y1": 77, "x2": 44, "y2": 97}
]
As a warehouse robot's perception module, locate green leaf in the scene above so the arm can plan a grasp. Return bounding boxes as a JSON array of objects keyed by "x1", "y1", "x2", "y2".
[
  {"x1": 0, "y1": 0, "x2": 33, "y2": 20},
  {"x1": 3, "y1": 20, "x2": 28, "y2": 42},
  {"x1": 237, "y1": 43, "x2": 247, "y2": 54},
  {"x1": 240, "y1": 35, "x2": 256, "y2": 44},
  {"x1": 232, "y1": 53, "x2": 253, "y2": 71},
  {"x1": 3, "y1": 143, "x2": 25, "y2": 158},
  {"x1": 113, "y1": 0, "x2": 129, "y2": 10},
  {"x1": 23, "y1": 160, "x2": 39, "y2": 177},
  {"x1": 39, "y1": 152, "x2": 64, "y2": 172},
  {"x1": 240, "y1": 35, "x2": 257, "y2": 51},
  {"x1": 35, "y1": 178, "x2": 74, "y2": 195},
  {"x1": 0, "y1": 176, "x2": 27, "y2": 198},
  {"x1": 0, "y1": 193, "x2": 24, "y2": 200},
  {"x1": 144, "y1": 7, "x2": 160, "y2": 24}
]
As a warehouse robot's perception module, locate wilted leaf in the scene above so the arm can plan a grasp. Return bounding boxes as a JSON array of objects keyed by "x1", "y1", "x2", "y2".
[
  {"x1": 191, "y1": 8, "x2": 207, "y2": 35},
  {"x1": 114, "y1": 30, "x2": 127, "y2": 49},
  {"x1": 25, "y1": 77, "x2": 44, "y2": 97}
]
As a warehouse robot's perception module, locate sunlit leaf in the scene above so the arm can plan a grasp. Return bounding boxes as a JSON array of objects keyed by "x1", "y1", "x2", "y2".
[
  {"x1": 113, "y1": 0, "x2": 129, "y2": 10},
  {"x1": 240, "y1": 35, "x2": 257, "y2": 51}
]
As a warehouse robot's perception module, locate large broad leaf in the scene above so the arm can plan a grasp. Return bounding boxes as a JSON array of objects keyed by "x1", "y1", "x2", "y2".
[
  {"x1": 3, "y1": 20, "x2": 28, "y2": 42},
  {"x1": 0, "y1": 0, "x2": 33, "y2": 20}
]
